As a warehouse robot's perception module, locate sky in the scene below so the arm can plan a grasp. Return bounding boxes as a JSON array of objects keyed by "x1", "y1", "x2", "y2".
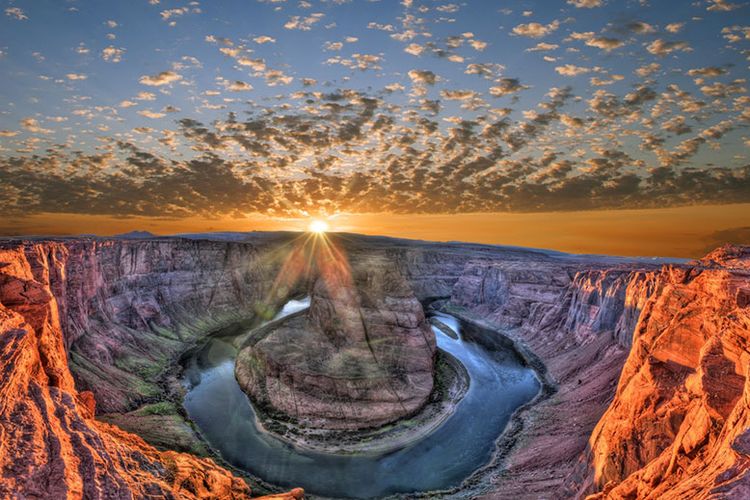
[{"x1": 1, "y1": 0, "x2": 749, "y2": 257}]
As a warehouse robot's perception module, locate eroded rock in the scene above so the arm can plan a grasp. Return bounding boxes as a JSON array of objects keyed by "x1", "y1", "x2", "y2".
[
  {"x1": 235, "y1": 252, "x2": 436, "y2": 430},
  {"x1": 0, "y1": 243, "x2": 301, "y2": 499}
]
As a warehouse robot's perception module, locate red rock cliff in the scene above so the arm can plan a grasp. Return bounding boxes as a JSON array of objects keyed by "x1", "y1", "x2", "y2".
[
  {"x1": 0, "y1": 239, "x2": 303, "y2": 499},
  {"x1": 578, "y1": 245, "x2": 750, "y2": 498}
]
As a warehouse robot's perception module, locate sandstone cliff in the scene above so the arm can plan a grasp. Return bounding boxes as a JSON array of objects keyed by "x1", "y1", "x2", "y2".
[
  {"x1": 7, "y1": 238, "x2": 291, "y2": 413},
  {"x1": 577, "y1": 245, "x2": 750, "y2": 498},
  {"x1": 0, "y1": 238, "x2": 302, "y2": 499}
]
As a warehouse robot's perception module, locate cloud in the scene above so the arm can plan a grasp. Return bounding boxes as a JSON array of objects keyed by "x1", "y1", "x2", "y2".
[
  {"x1": 706, "y1": 0, "x2": 742, "y2": 11},
  {"x1": 138, "y1": 110, "x2": 166, "y2": 119},
  {"x1": 665, "y1": 22, "x2": 685, "y2": 33},
  {"x1": 326, "y1": 53, "x2": 383, "y2": 71},
  {"x1": 264, "y1": 70, "x2": 293, "y2": 86},
  {"x1": 512, "y1": 20, "x2": 560, "y2": 38},
  {"x1": 324, "y1": 41, "x2": 344, "y2": 51},
  {"x1": 585, "y1": 37, "x2": 624, "y2": 51},
  {"x1": 489, "y1": 78, "x2": 528, "y2": 96},
  {"x1": 20, "y1": 118, "x2": 52, "y2": 134},
  {"x1": 2, "y1": 81, "x2": 749, "y2": 221},
  {"x1": 284, "y1": 13, "x2": 324, "y2": 30},
  {"x1": 699, "y1": 80, "x2": 746, "y2": 98},
  {"x1": 404, "y1": 43, "x2": 425, "y2": 56},
  {"x1": 646, "y1": 39, "x2": 691, "y2": 56},
  {"x1": 636, "y1": 62, "x2": 660, "y2": 77},
  {"x1": 555, "y1": 64, "x2": 592, "y2": 76},
  {"x1": 441, "y1": 89, "x2": 479, "y2": 101},
  {"x1": 223, "y1": 80, "x2": 254, "y2": 91},
  {"x1": 139, "y1": 71, "x2": 182, "y2": 86},
  {"x1": 687, "y1": 66, "x2": 728, "y2": 77},
  {"x1": 66, "y1": 73, "x2": 88, "y2": 80},
  {"x1": 567, "y1": 0, "x2": 603, "y2": 8},
  {"x1": 526, "y1": 42, "x2": 559, "y2": 52},
  {"x1": 5, "y1": 7, "x2": 27, "y2": 20},
  {"x1": 407, "y1": 69, "x2": 437, "y2": 85},
  {"x1": 102, "y1": 46, "x2": 125, "y2": 63},
  {"x1": 469, "y1": 39, "x2": 488, "y2": 51},
  {"x1": 623, "y1": 21, "x2": 656, "y2": 34},
  {"x1": 253, "y1": 35, "x2": 276, "y2": 44}
]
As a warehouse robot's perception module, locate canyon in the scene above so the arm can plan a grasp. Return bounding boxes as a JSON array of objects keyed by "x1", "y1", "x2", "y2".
[{"x1": 0, "y1": 233, "x2": 748, "y2": 498}]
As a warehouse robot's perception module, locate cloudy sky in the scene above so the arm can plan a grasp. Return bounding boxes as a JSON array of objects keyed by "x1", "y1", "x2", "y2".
[{"x1": 1, "y1": 0, "x2": 749, "y2": 256}]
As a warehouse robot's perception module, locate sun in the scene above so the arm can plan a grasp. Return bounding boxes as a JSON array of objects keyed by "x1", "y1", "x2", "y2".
[{"x1": 308, "y1": 219, "x2": 329, "y2": 233}]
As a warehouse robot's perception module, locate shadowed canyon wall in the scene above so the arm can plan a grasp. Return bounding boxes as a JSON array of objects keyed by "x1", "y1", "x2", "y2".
[{"x1": 0, "y1": 237, "x2": 304, "y2": 499}]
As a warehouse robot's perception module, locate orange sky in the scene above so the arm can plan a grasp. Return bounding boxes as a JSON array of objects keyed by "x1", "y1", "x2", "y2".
[{"x1": 3, "y1": 203, "x2": 749, "y2": 259}]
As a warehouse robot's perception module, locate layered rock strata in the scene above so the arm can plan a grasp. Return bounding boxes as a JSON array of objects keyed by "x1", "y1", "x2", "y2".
[
  {"x1": 0, "y1": 238, "x2": 303, "y2": 499},
  {"x1": 235, "y1": 253, "x2": 437, "y2": 430},
  {"x1": 576, "y1": 245, "x2": 750, "y2": 498}
]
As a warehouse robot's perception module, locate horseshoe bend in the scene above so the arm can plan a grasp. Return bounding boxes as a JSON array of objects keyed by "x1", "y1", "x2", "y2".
[{"x1": 0, "y1": 233, "x2": 748, "y2": 499}]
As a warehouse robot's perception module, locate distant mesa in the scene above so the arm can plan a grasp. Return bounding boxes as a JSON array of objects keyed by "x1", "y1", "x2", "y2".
[{"x1": 113, "y1": 230, "x2": 158, "y2": 239}]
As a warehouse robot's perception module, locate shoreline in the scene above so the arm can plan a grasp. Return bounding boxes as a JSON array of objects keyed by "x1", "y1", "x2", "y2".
[
  {"x1": 247, "y1": 348, "x2": 470, "y2": 455},
  {"x1": 386, "y1": 303, "x2": 554, "y2": 499}
]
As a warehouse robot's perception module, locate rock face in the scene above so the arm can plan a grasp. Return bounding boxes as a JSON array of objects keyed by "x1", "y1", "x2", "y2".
[
  {"x1": 576, "y1": 246, "x2": 750, "y2": 498},
  {"x1": 440, "y1": 257, "x2": 660, "y2": 498},
  {"x1": 236, "y1": 253, "x2": 436, "y2": 430},
  {"x1": 0, "y1": 242, "x2": 296, "y2": 499},
  {"x1": 9, "y1": 238, "x2": 289, "y2": 413}
]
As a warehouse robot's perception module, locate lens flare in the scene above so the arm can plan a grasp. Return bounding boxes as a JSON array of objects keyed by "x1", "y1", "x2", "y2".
[{"x1": 308, "y1": 219, "x2": 329, "y2": 233}]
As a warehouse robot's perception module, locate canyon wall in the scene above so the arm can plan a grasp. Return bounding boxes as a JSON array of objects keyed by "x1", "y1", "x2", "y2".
[
  {"x1": 435, "y1": 246, "x2": 749, "y2": 499},
  {"x1": 0, "y1": 237, "x2": 306, "y2": 499},
  {"x1": 436, "y1": 255, "x2": 659, "y2": 498},
  {"x1": 577, "y1": 246, "x2": 750, "y2": 499},
  {"x1": 8, "y1": 238, "x2": 293, "y2": 413}
]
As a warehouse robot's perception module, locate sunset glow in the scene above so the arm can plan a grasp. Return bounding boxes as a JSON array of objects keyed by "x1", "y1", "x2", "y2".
[
  {"x1": 308, "y1": 220, "x2": 330, "y2": 234},
  {"x1": 0, "y1": 0, "x2": 748, "y2": 253}
]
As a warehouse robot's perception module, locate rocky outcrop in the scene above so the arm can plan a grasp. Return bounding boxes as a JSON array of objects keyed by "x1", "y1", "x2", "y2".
[
  {"x1": 0, "y1": 240, "x2": 303, "y2": 499},
  {"x1": 235, "y1": 252, "x2": 436, "y2": 430},
  {"x1": 576, "y1": 246, "x2": 750, "y2": 498}
]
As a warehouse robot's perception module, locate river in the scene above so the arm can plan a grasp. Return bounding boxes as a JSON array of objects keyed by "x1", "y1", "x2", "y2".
[{"x1": 181, "y1": 299, "x2": 540, "y2": 498}]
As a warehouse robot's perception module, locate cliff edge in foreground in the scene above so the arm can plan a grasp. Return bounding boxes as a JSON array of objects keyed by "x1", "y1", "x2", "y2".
[{"x1": 578, "y1": 245, "x2": 750, "y2": 498}]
